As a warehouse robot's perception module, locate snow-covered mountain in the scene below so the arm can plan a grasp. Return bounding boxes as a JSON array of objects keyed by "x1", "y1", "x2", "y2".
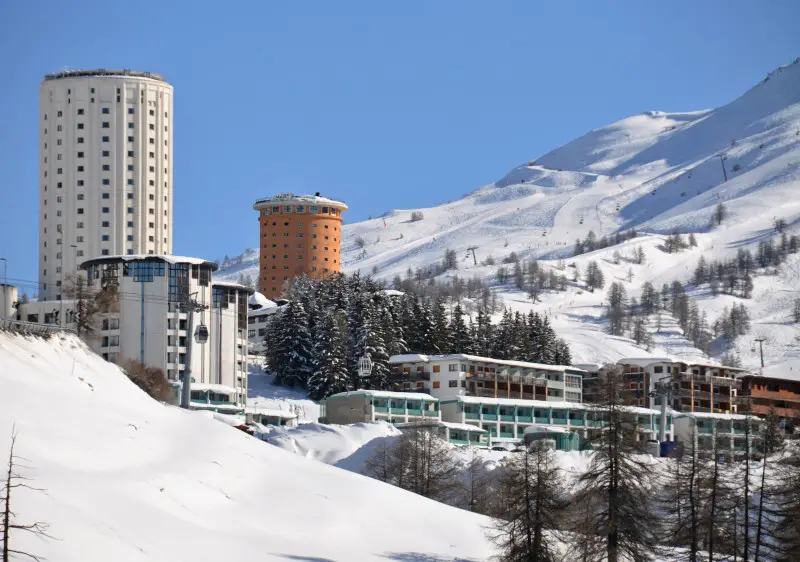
[
  {"x1": 219, "y1": 59, "x2": 800, "y2": 374},
  {"x1": 0, "y1": 332, "x2": 495, "y2": 561}
]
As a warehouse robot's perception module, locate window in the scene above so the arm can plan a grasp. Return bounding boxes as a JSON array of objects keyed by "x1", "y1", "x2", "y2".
[
  {"x1": 128, "y1": 122, "x2": 134, "y2": 129},
  {"x1": 149, "y1": 109, "x2": 155, "y2": 116},
  {"x1": 127, "y1": 207, "x2": 134, "y2": 214},
  {"x1": 432, "y1": 381, "x2": 441, "y2": 389},
  {"x1": 128, "y1": 150, "x2": 135, "y2": 157},
  {"x1": 77, "y1": 123, "x2": 84, "y2": 130},
  {"x1": 128, "y1": 108, "x2": 134, "y2": 114},
  {"x1": 102, "y1": 179, "x2": 110, "y2": 185},
  {"x1": 101, "y1": 249, "x2": 109, "y2": 256},
  {"x1": 76, "y1": 236, "x2": 83, "y2": 243},
  {"x1": 127, "y1": 179, "x2": 134, "y2": 185},
  {"x1": 102, "y1": 108, "x2": 110, "y2": 114},
  {"x1": 149, "y1": 194, "x2": 154, "y2": 200},
  {"x1": 102, "y1": 136, "x2": 109, "y2": 142},
  {"x1": 77, "y1": 208, "x2": 84, "y2": 215},
  {"x1": 102, "y1": 122, "x2": 110, "y2": 128},
  {"x1": 149, "y1": 138, "x2": 155, "y2": 144},
  {"x1": 76, "y1": 193, "x2": 84, "y2": 201},
  {"x1": 102, "y1": 207, "x2": 110, "y2": 213},
  {"x1": 127, "y1": 164, "x2": 134, "y2": 171},
  {"x1": 149, "y1": 123, "x2": 154, "y2": 130},
  {"x1": 127, "y1": 193, "x2": 134, "y2": 200},
  {"x1": 77, "y1": 165, "x2": 84, "y2": 172},
  {"x1": 127, "y1": 235, "x2": 133, "y2": 241},
  {"x1": 449, "y1": 380, "x2": 458, "y2": 388},
  {"x1": 77, "y1": 221, "x2": 84, "y2": 228},
  {"x1": 128, "y1": 136, "x2": 134, "y2": 142},
  {"x1": 448, "y1": 364, "x2": 458, "y2": 372},
  {"x1": 433, "y1": 365, "x2": 441, "y2": 373},
  {"x1": 127, "y1": 221, "x2": 134, "y2": 227},
  {"x1": 101, "y1": 192, "x2": 110, "y2": 199},
  {"x1": 102, "y1": 235, "x2": 109, "y2": 241}
]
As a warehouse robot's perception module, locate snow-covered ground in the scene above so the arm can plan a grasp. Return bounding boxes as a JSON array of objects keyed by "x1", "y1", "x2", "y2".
[
  {"x1": 220, "y1": 59, "x2": 800, "y2": 373},
  {"x1": 247, "y1": 358, "x2": 321, "y2": 422},
  {"x1": 0, "y1": 332, "x2": 496, "y2": 561}
]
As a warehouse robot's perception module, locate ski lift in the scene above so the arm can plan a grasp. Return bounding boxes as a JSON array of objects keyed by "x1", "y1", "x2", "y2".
[
  {"x1": 542, "y1": 230, "x2": 547, "y2": 237},
  {"x1": 615, "y1": 203, "x2": 620, "y2": 211},
  {"x1": 358, "y1": 353, "x2": 373, "y2": 377},
  {"x1": 194, "y1": 324, "x2": 209, "y2": 344},
  {"x1": 579, "y1": 215, "x2": 584, "y2": 225}
]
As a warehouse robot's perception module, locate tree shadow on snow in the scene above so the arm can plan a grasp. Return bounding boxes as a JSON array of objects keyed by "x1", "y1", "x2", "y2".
[{"x1": 381, "y1": 553, "x2": 481, "y2": 562}]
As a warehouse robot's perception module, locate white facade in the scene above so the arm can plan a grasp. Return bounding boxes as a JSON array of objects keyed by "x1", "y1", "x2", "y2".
[
  {"x1": 321, "y1": 390, "x2": 441, "y2": 425},
  {"x1": 389, "y1": 353, "x2": 584, "y2": 403},
  {"x1": 210, "y1": 282, "x2": 253, "y2": 405},
  {"x1": 247, "y1": 298, "x2": 281, "y2": 355},
  {"x1": 39, "y1": 70, "x2": 174, "y2": 301}
]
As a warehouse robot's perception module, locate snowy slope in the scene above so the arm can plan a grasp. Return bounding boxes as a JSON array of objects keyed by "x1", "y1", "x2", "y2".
[
  {"x1": 220, "y1": 59, "x2": 800, "y2": 372},
  {"x1": 0, "y1": 332, "x2": 496, "y2": 561}
]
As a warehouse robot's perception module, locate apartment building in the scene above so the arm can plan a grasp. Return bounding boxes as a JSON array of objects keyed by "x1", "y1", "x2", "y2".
[
  {"x1": 252, "y1": 193, "x2": 348, "y2": 299},
  {"x1": 439, "y1": 396, "x2": 673, "y2": 445},
  {"x1": 388, "y1": 354, "x2": 585, "y2": 402},
  {"x1": 738, "y1": 374, "x2": 800, "y2": 431},
  {"x1": 39, "y1": 70, "x2": 173, "y2": 301},
  {"x1": 616, "y1": 358, "x2": 744, "y2": 413},
  {"x1": 321, "y1": 390, "x2": 441, "y2": 425},
  {"x1": 209, "y1": 281, "x2": 253, "y2": 405}
]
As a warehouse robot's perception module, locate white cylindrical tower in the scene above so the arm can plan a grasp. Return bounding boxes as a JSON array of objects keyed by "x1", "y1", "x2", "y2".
[{"x1": 39, "y1": 69, "x2": 174, "y2": 301}]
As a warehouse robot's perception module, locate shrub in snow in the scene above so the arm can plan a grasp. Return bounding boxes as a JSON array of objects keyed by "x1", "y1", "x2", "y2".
[
  {"x1": 121, "y1": 359, "x2": 174, "y2": 403},
  {"x1": 410, "y1": 211, "x2": 424, "y2": 222}
]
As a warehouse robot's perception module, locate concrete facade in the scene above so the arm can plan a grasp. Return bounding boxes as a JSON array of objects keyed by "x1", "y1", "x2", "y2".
[
  {"x1": 210, "y1": 281, "x2": 254, "y2": 405},
  {"x1": 389, "y1": 353, "x2": 584, "y2": 403},
  {"x1": 39, "y1": 70, "x2": 173, "y2": 301},
  {"x1": 253, "y1": 193, "x2": 347, "y2": 299}
]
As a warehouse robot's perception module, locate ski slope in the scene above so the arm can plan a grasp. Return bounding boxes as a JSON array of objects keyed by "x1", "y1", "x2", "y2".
[
  {"x1": 0, "y1": 332, "x2": 496, "y2": 562},
  {"x1": 220, "y1": 58, "x2": 800, "y2": 372}
]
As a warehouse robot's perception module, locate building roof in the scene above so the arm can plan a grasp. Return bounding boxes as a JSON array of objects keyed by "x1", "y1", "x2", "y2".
[
  {"x1": 617, "y1": 357, "x2": 674, "y2": 368},
  {"x1": 388, "y1": 353, "x2": 577, "y2": 373},
  {"x1": 380, "y1": 289, "x2": 405, "y2": 297},
  {"x1": 675, "y1": 412, "x2": 753, "y2": 421},
  {"x1": 394, "y1": 421, "x2": 487, "y2": 433},
  {"x1": 44, "y1": 69, "x2": 168, "y2": 83},
  {"x1": 190, "y1": 383, "x2": 238, "y2": 394},
  {"x1": 244, "y1": 407, "x2": 297, "y2": 419},
  {"x1": 212, "y1": 281, "x2": 255, "y2": 294},
  {"x1": 253, "y1": 193, "x2": 348, "y2": 211},
  {"x1": 442, "y1": 395, "x2": 663, "y2": 415},
  {"x1": 250, "y1": 292, "x2": 277, "y2": 309},
  {"x1": 80, "y1": 254, "x2": 218, "y2": 271},
  {"x1": 326, "y1": 390, "x2": 438, "y2": 401},
  {"x1": 522, "y1": 425, "x2": 572, "y2": 435}
]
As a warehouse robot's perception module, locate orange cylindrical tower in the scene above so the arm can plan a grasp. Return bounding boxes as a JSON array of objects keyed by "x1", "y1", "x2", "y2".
[{"x1": 253, "y1": 193, "x2": 348, "y2": 299}]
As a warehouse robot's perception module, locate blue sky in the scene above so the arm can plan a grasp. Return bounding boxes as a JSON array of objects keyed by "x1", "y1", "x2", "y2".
[{"x1": 0, "y1": 1, "x2": 797, "y2": 292}]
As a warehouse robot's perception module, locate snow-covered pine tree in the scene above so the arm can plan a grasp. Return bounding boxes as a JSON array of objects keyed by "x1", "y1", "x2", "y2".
[
  {"x1": 273, "y1": 300, "x2": 313, "y2": 387},
  {"x1": 491, "y1": 309, "x2": 514, "y2": 359},
  {"x1": 449, "y1": 303, "x2": 473, "y2": 354},
  {"x1": 474, "y1": 308, "x2": 494, "y2": 356},
  {"x1": 356, "y1": 307, "x2": 392, "y2": 390},
  {"x1": 307, "y1": 310, "x2": 351, "y2": 400},
  {"x1": 431, "y1": 298, "x2": 451, "y2": 354}
]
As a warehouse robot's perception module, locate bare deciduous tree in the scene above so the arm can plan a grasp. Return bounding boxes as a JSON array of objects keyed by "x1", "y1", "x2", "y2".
[
  {"x1": 1, "y1": 427, "x2": 52, "y2": 562},
  {"x1": 490, "y1": 441, "x2": 568, "y2": 562}
]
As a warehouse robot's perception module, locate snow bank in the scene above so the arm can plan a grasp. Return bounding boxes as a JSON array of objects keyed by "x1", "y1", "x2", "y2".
[{"x1": 0, "y1": 332, "x2": 495, "y2": 561}]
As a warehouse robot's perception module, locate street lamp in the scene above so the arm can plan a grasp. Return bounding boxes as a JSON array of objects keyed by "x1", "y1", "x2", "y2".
[{"x1": 0, "y1": 257, "x2": 6, "y2": 323}]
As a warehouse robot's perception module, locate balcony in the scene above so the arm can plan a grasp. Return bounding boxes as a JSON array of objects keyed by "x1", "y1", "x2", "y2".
[
  {"x1": 500, "y1": 415, "x2": 515, "y2": 422},
  {"x1": 390, "y1": 408, "x2": 405, "y2": 415},
  {"x1": 482, "y1": 414, "x2": 498, "y2": 421},
  {"x1": 374, "y1": 406, "x2": 389, "y2": 413},
  {"x1": 408, "y1": 409, "x2": 423, "y2": 416},
  {"x1": 517, "y1": 416, "x2": 533, "y2": 423},
  {"x1": 535, "y1": 417, "x2": 550, "y2": 424},
  {"x1": 465, "y1": 412, "x2": 480, "y2": 420},
  {"x1": 499, "y1": 432, "x2": 515, "y2": 438},
  {"x1": 552, "y1": 418, "x2": 568, "y2": 425},
  {"x1": 570, "y1": 418, "x2": 585, "y2": 426},
  {"x1": 587, "y1": 420, "x2": 603, "y2": 427},
  {"x1": 424, "y1": 410, "x2": 439, "y2": 417}
]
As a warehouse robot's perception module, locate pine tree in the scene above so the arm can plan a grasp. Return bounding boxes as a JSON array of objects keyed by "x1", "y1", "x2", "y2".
[
  {"x1": 660, "y1": 425, "x2": 703, "y2": 561},
  {"x1": 606, "y1": 282, "x2": 628, "y2": 336},
  {"x1": 474, "y1": 308, "x2": 494, "y2": 356},
  {"x1": 307, "y1": 311, "x2": 351, "y2": 400},
  {"x1": 356, "y1": 307, "x2": 392, "y2": 391},
  {"x1": 273, "y1": 300, "x2": 313, "y2": 388},
  {"x1": 585, "y1": 261, "x2": 605, "y2": 292},
  {"x1": 430, "y1": 298, "x2": 451, "y2": 354},
  {"x1": 449, "y1": 303, "x2": 473, "y2": 354}
]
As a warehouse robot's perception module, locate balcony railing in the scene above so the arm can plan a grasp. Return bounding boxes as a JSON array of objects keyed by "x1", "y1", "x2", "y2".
[
  {"x1": 570, "y1": 418, "x2": 585, "y2": 426},
  {"x1": 552, "y1": 418, "x2": 568, "y2": 425},
  {"x1": 424, "y1": 410, "x2": 439, "y2": 417},
  {"x1": 390, "y1": 408, "x2": 405, "y2": 415},
  {"x1": 500, "y1": 415, "x2": 515, "y2": 422},
  {"x1": 465, "y1": 412, "x2": 480, "y2": 420},
  {"x1": 535, "y1": 417, "x2": 550, "y2": 424},
  {"x1": 374, "y1": 406, "x2": 389, "y2": 413},
  {"x1": 482, "y1": 414, "x2": 498, "y2": 421},
  {"x1": 517, "y1": 416, "x2": 533, "y2": 423},
  {"x1": 408, "y1": 409, "x2": 423, "y2": 416},
  {"x1": 499, "y1": 432, "x2": 515, "y2": 438}
]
